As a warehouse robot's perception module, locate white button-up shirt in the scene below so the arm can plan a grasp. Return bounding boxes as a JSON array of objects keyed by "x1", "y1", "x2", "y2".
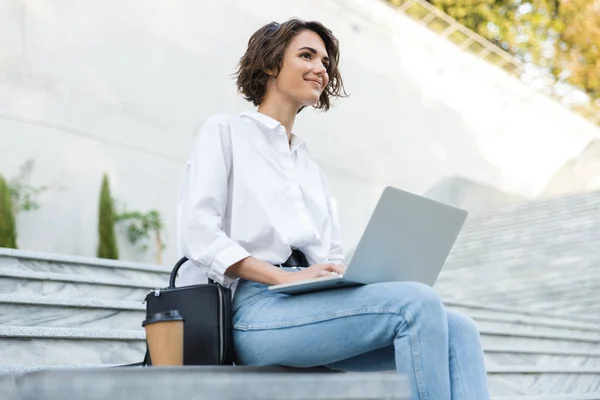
[{"x1": 176, "y1": 110, "x2": 344, "y2": 289}]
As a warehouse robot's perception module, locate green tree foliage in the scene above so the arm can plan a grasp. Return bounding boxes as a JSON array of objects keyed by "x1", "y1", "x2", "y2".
[
  {"x1": 97, "y1": 174, "x2": 119, "y2": 260},
  {"x1": 116, "y1": 208, "x2": 165, "y2": 264},
  {"x1": 425, "y1": 0, "x2": 600, "y2": 101},
  {"x1": 0, "y1": 175, "x2": 17, "y2": 249},
  {"x1": 554, "y1": 1, "x2": 600, "y2": 100}
]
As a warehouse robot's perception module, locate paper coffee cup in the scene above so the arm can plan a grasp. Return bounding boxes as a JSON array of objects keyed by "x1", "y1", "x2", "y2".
[{"x1": 142, "y1": 310, "x2": 185, "y2": 366}]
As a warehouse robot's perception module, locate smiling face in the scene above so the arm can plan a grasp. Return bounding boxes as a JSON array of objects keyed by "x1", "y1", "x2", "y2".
[
  {"x1": 236, "y1": 19, "x2": 346, "y2": 112},
  {"x1": 265, "y1": 29, "x2": 331, "y2": 109}
]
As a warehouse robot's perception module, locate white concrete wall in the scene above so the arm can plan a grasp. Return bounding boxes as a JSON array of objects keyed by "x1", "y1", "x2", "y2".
[
  {"x1": 1, "y1": 0, "x2": 599, "y2": 264},
  {"x1": 541, "y1": 139, "x2": 600, "y2": 197}
]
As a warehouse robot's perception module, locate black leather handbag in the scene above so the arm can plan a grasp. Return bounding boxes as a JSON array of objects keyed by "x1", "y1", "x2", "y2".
[{"x1": 142, "y1": 256, "x2": 235, "y2": 366}]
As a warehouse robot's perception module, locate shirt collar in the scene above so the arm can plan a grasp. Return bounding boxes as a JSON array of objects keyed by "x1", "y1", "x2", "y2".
[
  {"x1": 290, "y1": 134, "x2": 309, "y2": 154},
  {"x1": 240, "y1": 110, "x2": 281, "y2": 131},
  {"x1": 240, "y1": 110, "x2": 310, "y2": 154}
]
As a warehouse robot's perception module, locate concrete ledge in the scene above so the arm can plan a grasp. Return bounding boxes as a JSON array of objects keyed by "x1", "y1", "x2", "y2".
[
  {"x1": 0, "y1": 269, "x2": 161, "y2": 289},
  {"x1": 0, "y1": 248, "x2": 170, "y2": 274},
  {"x1": 0, "y1": 365, "x2": 121, "y2": 376},
  {"x1": 0, "y1": 364, "x2": 340, "y2": 376},
  {"x1": 487, "y1": 366, "x2": 600, "y2": 374},
  {"x1": 493, "y1": 395, "x2": 600, "y2": 400},
  {"x1": 2, "y1": 320, "x2": 598, "y2": 344},
  {"x1": 0, "y1": 326, "x2": 144, "y2": 340},
  {"x1": 479, "y1": 325, "x2": 600, "y2": 343},
  {"x1": 452, "y1": 307, "x2": 600, "y2": 333},
  {"x1": 4, "y1": 367, "x2": 410, "y2": 400},
  {"x1": 444, "y1": 299, "x2": 600, "y2": 324},
  {"x1": 0, "y1": 374, "x2": 16, "y2": 400},
  {"x1": 483, "y1": 345, "x2": 600, "y2": 358},
  {"x1": 0, "y1": 295, "x2": 145, "y2": 311}
]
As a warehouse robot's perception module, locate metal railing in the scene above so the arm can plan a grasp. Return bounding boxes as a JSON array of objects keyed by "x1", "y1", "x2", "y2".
[{"x1": 385, "y1": 0, "x2": 600, "y2": 127}]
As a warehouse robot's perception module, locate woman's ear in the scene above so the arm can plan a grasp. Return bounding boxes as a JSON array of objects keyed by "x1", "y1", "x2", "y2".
[{"x1": 264, "y1": 66, "x2": 279, "y2": 77}]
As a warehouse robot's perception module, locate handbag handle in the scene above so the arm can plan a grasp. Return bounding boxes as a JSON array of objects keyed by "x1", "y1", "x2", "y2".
[
  {"x1": 169, "y1": 257, "x2": 188, "y2": 288},
  {"x1": 169, "y1": 256, "x2": 215, "y2": 288}
]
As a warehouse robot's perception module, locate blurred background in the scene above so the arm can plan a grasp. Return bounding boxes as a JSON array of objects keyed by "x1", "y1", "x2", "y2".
[
  {"x1": 1, "y1": 0, "x2": 599, "y2": 264},
  {"x1": 1, "y1": 0, "x2": 600, "y2": 396}
]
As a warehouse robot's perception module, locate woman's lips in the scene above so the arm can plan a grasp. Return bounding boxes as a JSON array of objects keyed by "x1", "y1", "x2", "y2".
[{"x1": 306, "y1": 79, "x2": 322, "y2": 88}]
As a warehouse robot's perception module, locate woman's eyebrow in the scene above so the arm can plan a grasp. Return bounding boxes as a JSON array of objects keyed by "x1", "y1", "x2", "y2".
[{"x1": 297, "y1": 46, "x2": 330, "y2": 62}]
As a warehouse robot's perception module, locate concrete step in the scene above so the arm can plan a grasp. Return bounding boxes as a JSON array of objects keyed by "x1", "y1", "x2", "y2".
[
  {"x1": 0, "y1": 269, "x2": 154, "y2": 301},
  {"x1": 445, "y1": 299, "x2": 600, "y2": 325},
  {"x1": 0, "y1": 295, "x2": 145, "y2": 330},
  {"x1": 1, "y1": 293, "x2": 599, "y2": 351},
  {"x1": 484, "y1": 345, "x2": 600, "y2": 368},
  {"x1": 449, "y1": 247, "x2": 600, "y2": 273},
  {"x1": 539, "y1": 300, "x2": 600, "y2": 315},
  {"x1": 455, "y1": 304, "x2": 600, "y2": 355},
  {"x1": 461, "y1": 290, "x2": 600, "y2": 314},
  {"x1": 0, "y1": 364, "x2": 121, "y2": 376},
  {"x1": 438, "y1": 264, "x2": 600, "y2": 301},
  {"x1": 0, "y1": 248, "x2": 170, "y2": 287},
  {"x1": 492, "y1": 395, "x2": 600, "y2": 400},
  {"x1": 451, "y1": 204, "x2": 600, "y2": 247},
  {"x1": 511, "y1": 300, "x2": 600, "y2": 316},
  {"x1": 477, "y1": 320, "x2": 600, "y2": 341},
  {"x1": 487, "y1": 366, "x2": 600, "y2": 397},
  {"x1": 439, "y1": 266, "x2": 600, "y2": 299},
  {"x1": 446, "y1": 241, "x2": 600, "y2": 272},
  {"x1": 1, "y1": 367, "x2": 410, "y2": 400},
  {"x1": 3, "y1": 321, "x2": 600, "y2": 370},
  {"x1": 2, "y1": 363, "x2": 598, "y2": 399},
  {"x1": 454, "y1": 192, "x2": 600, "y2": 238},
  {"x1": 449, "y1": 306, "x2": 600, "y2": 334},
  {"x1": 476, "y1": 276, "x2": 600, "y2": 302},
  {"x1": 0, "y1": 326, "x2": 145, "y2": 367},
  {"x1": 3, "y1": 293, "x2": 600, "y2": 337},
  {"x1": 480, "y1": 325, "x2": 600, "y2": 353}
]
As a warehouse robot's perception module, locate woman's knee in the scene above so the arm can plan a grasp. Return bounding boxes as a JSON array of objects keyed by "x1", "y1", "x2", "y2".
[
  {"x1": 395, "y1": 281, "x2": 445, "y2": 314},
  {"x1": 446, "y1": 309, "x2": 481, "y2": 340},
  {"x1": 375, "y1": 281, "x2": 446, "y2": 331}
]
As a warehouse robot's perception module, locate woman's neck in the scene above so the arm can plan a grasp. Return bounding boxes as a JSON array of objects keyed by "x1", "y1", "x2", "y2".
[{"x1": 258, "y1": 99, "x2": 299, "y2": 144}]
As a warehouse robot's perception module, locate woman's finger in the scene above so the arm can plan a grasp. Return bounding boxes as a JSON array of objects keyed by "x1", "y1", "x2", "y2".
[
  {"x1": 316, "y1": 269, "x2": 334, "y2": 277},
  {"x1": 325, "y1": 263, "x2": 346, "y2": 275}
]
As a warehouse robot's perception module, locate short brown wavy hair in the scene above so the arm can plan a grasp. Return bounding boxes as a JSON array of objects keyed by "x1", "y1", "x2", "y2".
[{"x1": 235, "y1": 18, "x2": 347, "y2": 112}]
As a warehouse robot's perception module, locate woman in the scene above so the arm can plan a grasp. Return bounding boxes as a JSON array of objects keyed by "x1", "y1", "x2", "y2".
[{"x1": 177, "y1": 18, "x2": 490, "y2": 400}]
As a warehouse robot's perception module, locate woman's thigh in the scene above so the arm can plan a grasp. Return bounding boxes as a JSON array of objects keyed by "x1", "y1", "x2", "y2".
[
  {"x1": 324, "y1": 309, "x2": 482, "y2": 372},
  {"x1": 232, "y1": 279, "x2": 445, "y2": 367},
  {"x1": 325, "y1": 345, "x2": 396, "y2": 372}
]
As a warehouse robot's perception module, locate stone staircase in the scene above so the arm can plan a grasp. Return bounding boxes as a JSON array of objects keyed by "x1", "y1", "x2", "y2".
[
  {"x1": 438, "y1": 188, "x2": 600, "y2": 318},
  {"x1": 1, "y1": 247, "x2": 600, "y2": 398},
  {"x1": 0, "y1": 249, "x2": 165, "y2": 374},
  {"x1": 435, "y1": 189, "x2": 600, "y2": 398}
]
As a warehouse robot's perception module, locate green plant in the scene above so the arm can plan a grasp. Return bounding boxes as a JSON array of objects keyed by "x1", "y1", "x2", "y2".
[
  {"x1": 0, "y1": 175, "x2": 17, "y2": 249},
  {"x1": 9, "y1": 159, "x2": 49, "y2": 214},
  {"x1": 116, "y1": 208, "x2": 165, "y2": 264},
  {"x1": 97, "y1": 174, "x2": 119, "y2": 260}
]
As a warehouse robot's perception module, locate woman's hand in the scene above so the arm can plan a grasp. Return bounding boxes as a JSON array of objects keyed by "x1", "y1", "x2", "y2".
[{"x1": 277, "y1": 263, "x2": 346, "y2": 285}]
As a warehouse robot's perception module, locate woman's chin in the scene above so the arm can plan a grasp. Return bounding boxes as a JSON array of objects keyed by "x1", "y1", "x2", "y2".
[
  {"x1": 293, "y1": 91, "x2": 320, "y2": 105},
  {"x1": 301, "y1": 97, "x2": 321, "y2": 107}
]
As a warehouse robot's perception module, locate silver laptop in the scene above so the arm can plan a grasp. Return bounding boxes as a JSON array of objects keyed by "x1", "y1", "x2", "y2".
[{"x1": 268, "y1": 185, "x2": 468, "y2": 295}]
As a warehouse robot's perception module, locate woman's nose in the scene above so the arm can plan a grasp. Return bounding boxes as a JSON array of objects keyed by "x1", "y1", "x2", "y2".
[{"x1": 314, "y1": 63, "x2": 327, "y2": 75}]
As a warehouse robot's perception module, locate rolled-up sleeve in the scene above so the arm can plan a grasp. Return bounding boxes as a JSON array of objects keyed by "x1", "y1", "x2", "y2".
[
  {"x1": 320, "y1": 172, "x2": 345, "y2": 264},
  {"x1": 177, "y1": 115, "x2": 251, "y2": 286}
]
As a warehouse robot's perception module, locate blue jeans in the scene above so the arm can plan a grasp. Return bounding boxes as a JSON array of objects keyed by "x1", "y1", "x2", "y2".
[{"x1": 232, "y1": 270, "x2": 490, "y2": 400}]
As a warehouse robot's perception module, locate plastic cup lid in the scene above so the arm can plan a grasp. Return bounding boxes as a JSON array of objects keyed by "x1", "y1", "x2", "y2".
[{"x1": 142, "y1": 310, "x2": 185, "y2": 327}]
